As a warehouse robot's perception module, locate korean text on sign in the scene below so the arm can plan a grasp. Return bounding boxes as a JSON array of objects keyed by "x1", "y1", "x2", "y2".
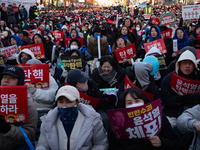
[
  {"x1": 0, "y1": 45, "x2": 18, "y2": 58},
  {"x1": 79, "y1": 91, "x2": 99, "y2": 108},
  {"x1": 0, "y1": 86, "x2": 28, "y2": 123},
  {"x1": 171, "y1": 72, "x2": 200, "y2": 95},
  {"x1": 107, "y1": 99, "x2": 162, "y2": 139}
]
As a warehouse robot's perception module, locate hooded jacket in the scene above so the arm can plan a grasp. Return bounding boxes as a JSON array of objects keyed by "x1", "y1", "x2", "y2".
[
  {"x1": 69, "y1": 29, "x2": 79, "y2": 38},
  {"x1": 9, "y1": 35, "x2": 23, "y2": 47},
  {"x1": 189, "y1": 25, "x2": 200, "y2": 49},
  {"x1": 149, "y1": 25, "x2": 162, "y2": 42},
  {"x1": 16, "y1": 49, "x2": 36, "y2": 64},
  {"x1": 36, "y1": 103, "x2": 108, "y2": 150}
]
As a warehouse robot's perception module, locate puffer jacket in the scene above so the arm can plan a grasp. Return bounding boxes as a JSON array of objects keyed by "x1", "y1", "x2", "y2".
[
  {"x1": 36, "y1": 103, "x2": 109, "y2": 150},
  {"x1": 6, "y1": 8, "x2": 16, "y2": 24}
]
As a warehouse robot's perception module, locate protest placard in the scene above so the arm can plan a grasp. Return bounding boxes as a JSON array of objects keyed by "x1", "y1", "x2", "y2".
[
  {"x1": 144, "y1": 14, "x2": 151, "y2": 19},
  {"x1": 20, "y1": 43, "x2": 46, "y2": 59},
  {"x1": 161, "y1": 28, "x2": 172, "y2": 39},
  {"x1": 182, "y1": 5, "x2": 200, "y2": 20},
  {"x1": 17, "y1": 64, "x2": 49, "y2": 88},
  {"x1": 171, "y1": 72, "x2": 200, "y2": 95},
  {"x1": 114, "y1": 43, "x2": 137, "y2": 64},
  {"x1": 79, "y1": 92, "x2": 99, "y2": 108},
  {"x1": 151, "y1": 18, "x2": 160, "y2": 26},
  {"x1": 60, "y1": 56, "x2": 83, "y2": 71},
  {"x1": 0, "y1": 86, "x2": 28, "y2": 123},
  {"x1": 129, "y1": 28, "x2": 136, "y2": 34},
  {"x1": 107, "y1": 99, "x2": 162, "y2": 139},
  {"x1": 0, "y1": 45, "x2": 18, "y2": 58},
  {"x1": 124, "y1": 75, "x2": 154, "y2": 101},
  {"x1": 154, "y1": 55, "x2": 167, "y2": 70},
  {"x1": 159, "y1": 12, "x2": 176, "y2": 27},
  {"x1": 144, "y1": 39, "x2": 167, "y2": 54},
  {"x1": 65, "y1": 38, "x2": 84, "y2": 48},
  {"x1": 51, "y1": 31, "x2": 64, "y2": 41}
]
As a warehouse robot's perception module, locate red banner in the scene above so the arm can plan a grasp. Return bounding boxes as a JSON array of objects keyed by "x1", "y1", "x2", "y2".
[
  {"x1": 20, "y1": 43, "x2": 45, "y2": 59},
  {"x1": 65, "y1": 38, "x2": 83, "y2": 48},
  {"x1": 144, "y1": 14, "x2": 151, "y2": 19},
  {"x1": 79, "y1": 92, "x2": 99, "y2": 108},
  {"x1": 17, "y1": 64, "x2": 49, "y2": 88},
  {"x1": 51, "y1": 31, "x2": 63, "y2": 41},
  {"x1": 161, "y1": 28, "x2": 172, "y2": 39},
  {"x1": 114, "y1": 43, "x2": 136, "y2": 64},
  {"x1": 0, "y1": 86, "x2": 28, "y2": 123},
  {"x1": 129, "y1": 28, "x2": 136, "y2": 34},
  {"x1": 151, "y1": 18, "x2": 160, "y2": 26},
  {"x1": 144, "y1": 38, "x2": 167, "y2": 54},
  {"x1": 0, "y1": 45, "x2": 18, "y2": 58},
  {"x1": 171, "y1": 72, "x2": 200, "y2": 95},
  {"x1": 107, "y1": 19, "x2": 114, "y2": 25},
  {"x1": 124, "y1": 75, "x2": 154, "y2": 101},
  {"x1": 107, "y1": 99, "x2": 162, "y2": 139}
]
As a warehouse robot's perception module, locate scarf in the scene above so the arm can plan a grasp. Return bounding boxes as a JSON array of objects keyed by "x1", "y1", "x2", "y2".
[
  {"x1": 173, "y1": 28, "x2": 189, "y2": 50},
  {"x1": 58, "y1": 107, "x2": 78, "y2": 125},
  {"x1": 149, "y1": 26, "x2": 161, "y2": 42},
  {"x1": 120, "y1": 34, "x2": 129, "y2": 40},
  {"x1": 98, "y1": 67, "x2": 118, "y2": 87}
]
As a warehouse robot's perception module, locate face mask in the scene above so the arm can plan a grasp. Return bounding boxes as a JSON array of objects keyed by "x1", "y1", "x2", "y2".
[
  {"x1": 94, "y1": 34, "x2": 101, "y2": 39},
  {"x1": 21, "y1": 57, "x2": 30, "y2": 63},
  {"x1": 154, "y1": 72, "x2": 161, "y2": 81},
  {"x1": 76, "y1": 81, "x2": 88, "y2": 92},
  {"x1": 136, "y1": 27, "x2": 140, "y2": 31},
  {"x1": 126, "y1": 102, "x2": 144, "y2": 108},
  {"x1": 58, "y1": 107, "x2": 78, "y2": 125},
  {"x1": 70, "y1": 45, "x2": 78, "y2": 50}
]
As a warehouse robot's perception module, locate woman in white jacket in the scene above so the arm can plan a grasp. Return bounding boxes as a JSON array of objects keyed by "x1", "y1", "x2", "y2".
[{"x1": 36, "y1": 85, "x2": 109, "y2": 150}]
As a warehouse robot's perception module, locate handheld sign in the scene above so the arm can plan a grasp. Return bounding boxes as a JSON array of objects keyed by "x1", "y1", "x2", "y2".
[
  {"x1": 151, "y1": 18, "x2": 160, "y2": 26},
  {"x1": 171, "y1": 72, "x2": 200, "y2": 95},
  {"x1": 107, "y1": 99, "x2": 162, "y2": 139},
  {"x1": 114, "y1": 43, "x2": 137, "y2": 64},
  {"x1": 0, "y1": 86, "x2": 28, "y2": 123},
  {"x1": 154, "y1": 55, "x2": 167, "y2": 70},
  {"x1": 173, "y1": 39, "x2": 178, "y2": 52},
  {"x1": 144, "y1": 39, "x2": 167, "y2": 54},
  {"x1": 17, "y1": 64, "x2": 49, "y2": 88},
  {"x1": 51, "y1": 31, "x2": 64, "y2": 41},
  {"x1": 0, "y1": 45, "x2": 18, "y2": 58},
  {"x1": 60, "y1": 56, "x2": 82, "y2": 71},
  {"x1": 124, "y1": 75, "x2": 154, "y2": 101},
  {"x1": 20, "y1": 43, "x2": 46, "y2": 59},
  {"x1": 79, "y1": 92, "x2": 99, "y2": 108},
  {"x1": 159, "y1": 12, "x2": 176, "y2": 27},
  {"x1": 144, "y1": 14, "x2": 151, "y2": 19},
  {"x1": 161, "y1": 28, "x2": 172, "y2": 39}
]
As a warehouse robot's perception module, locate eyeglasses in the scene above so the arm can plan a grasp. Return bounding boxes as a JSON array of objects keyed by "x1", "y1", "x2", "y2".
[{"x1": 180, "y1": 60, "x2": 194, "y2": 66}]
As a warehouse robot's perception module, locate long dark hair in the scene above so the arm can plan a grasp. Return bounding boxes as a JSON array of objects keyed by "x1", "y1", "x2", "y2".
[
  {"x1": 100, "y1": 56, "x2": 120, "y2": 71},
  {"x1": 120, "y1": 87, "x2": 151, "y2": 108}
]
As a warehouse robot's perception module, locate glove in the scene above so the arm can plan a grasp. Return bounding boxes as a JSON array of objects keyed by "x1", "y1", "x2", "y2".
[
  {"x1": 28, "y1": 85, "x2": 37, "y2": 94},
  {"x1": 176, "y1": 95, "x2": 190, "y2": 105},
  {"x1": 0, "y1": 115, "x2": 11, "y2": 134},
  {"x1": 62, "y1": 70, "x2": 68, "y2": 78}
]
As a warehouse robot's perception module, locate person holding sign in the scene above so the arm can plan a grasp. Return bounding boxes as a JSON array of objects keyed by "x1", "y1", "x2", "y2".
[
  {"x1": 36, "y1": 85, "x2": 108, "y2": 150},
  {"x1": 108, "y1": 87, "x2": 176, "y2": 150},
  {"x1": 0, "y1": 65, "x2": 38, "y2": 150}
]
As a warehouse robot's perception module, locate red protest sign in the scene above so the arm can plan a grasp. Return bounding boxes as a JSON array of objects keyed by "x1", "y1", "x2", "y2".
[
  {"x1": 114, "y1": 43, "x2": 137, "y2": 64},
  {"x1": 55, "y1": 40, "x2": 61, "y2": 48},
  {"x1": 20, "y1": 43, "x2": 45, "y2": 59},
  {"x1": 129, "y1": 28, "x2": 135, "y2": 34},
  {"x1": 124, "y1": 75, "x2": 154, "y2": 101},
  {"x1": 151, "y1": 18, "x2": 160, "y2": 26},
  {"x1": 79, "y1": 92, "x2": 99, "y2": 108},
  {"x1": 196, "y1": 49, "x2": 200, "y2": 60},
  {"x1": 51, "y1": 31, "x2": 64, "y2": 41},
  {"x1": 144, "y1": 14, "x2": 151, "y2": 19},
  {"x1": 29, "y1": 33, "x2": 35, "y2": 40},
  {"x1": 144, "y1": 38, "x2": 167, "y2": 54},
  {"x1": 107, "y1": 19, "x2": 114, "y2": 25},
  {"x1": 17, "y1": 64, "x2": 49, "y2": 89},
  {"x1": 161, "y1": 28, "x2": 172, "y2": 39},
  {"x1": 107, "y1": 99, "x2": 162, "y2": 139},
  {"x1": 171, "y1": 72, "x2": 200, "y2": 95},
  {"x1": 0, "y1": 45, "x2": 18, "y2": 58},
  {"x1": 0, "y1": 86, "x2": 28, "y2": 123},
  {"x1": 65, "y1": 38, "x2": 83, "y2": 48}
]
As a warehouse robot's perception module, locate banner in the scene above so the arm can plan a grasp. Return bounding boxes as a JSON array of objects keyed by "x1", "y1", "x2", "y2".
[
  {"x1": 0, "y1": 86, "x2": 28, "y2": 123},
  {"x1": 17, "y1": 64, "x2": 49, "y2": 88},
  {"x1": 124, "y1": 75, "x2": 154, "y2": 101},
  {"x1": 151, "y1": 18, "x2": 160, "y2": 26},
  {"x1": 107, "y1": 99, "x2": 162, "y2": 139},
  {"x1": 159, "y1": 12, "x2": 176, "y2": 27},
  {"x1": 60, "y1": 56, "x2": 83, "y2": 71},
  {"x1": 161, "y1": 28, "x2": 172, "y2": 38},
  {"x1": 114, "y1": 43, "x2": 137, "y2": 64},
  {"x1": 154, "y1": 55, "x2": 167, "y2": 70},
  {"x1": 51, "y1": 31, "x2": 63, "y2": 41},
  {"x1": 0, "y1": 45, "x2": 18, "y2": 58},
  {"x1": 20, "y1": 43, "x2": 45, "y2": 59},
  {"x1": 79, "y1": 92, "x2": 99, "y2": 108},
  {"x1": 182, "y1": 5, "x2": 200, "y2": 20},
  {"x1": 144, "y1": 14, "x2": 151, "y2": 19},
  {"x1": 65, "y1": 38, "x2": 83, "y2": 48},
  {"x1": 144, "y1": 38, "x2": 167, "y2": 54},
  {"x1": 171, "y1": 72, "x2": 200, "y2": 95}
]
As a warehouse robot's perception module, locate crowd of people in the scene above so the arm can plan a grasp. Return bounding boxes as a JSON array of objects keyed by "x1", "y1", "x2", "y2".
[{"x1": 0, "y1": 2, "x2": 200, "y2": 150}]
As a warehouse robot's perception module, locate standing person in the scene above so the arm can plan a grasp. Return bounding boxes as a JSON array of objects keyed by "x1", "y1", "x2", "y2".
[
  {"x1": 36, "y1": 85, "x2": 108, "y2": 150},
  {"x1": 0, "y1": 3, "x2": 7, "y2": 23},
  {"x1": 144, "y1": 3, "x2": 152, "y2": 14},
  {"x1": 134, "y1": 6, "x2": 139, "y2": 17},
  {"x1": 22, "y1": 5, "x2": 28, "y2": 20},
  {"x1": 12, "y1": 3, "x2": 19, "y2": 23},
  {"x1": 0, "y1": 65, "x2": 38, "y2": 150},
  {"x1": 6, "y1": 5, "x2": 16, "y2": 28}
]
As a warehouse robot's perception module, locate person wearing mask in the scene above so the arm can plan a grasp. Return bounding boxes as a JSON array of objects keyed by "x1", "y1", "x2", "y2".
[
  {"x1": 16, "y1": 49, "x2": 35, "y2": 64},
  {"x1": 99, "y1": 24, "x2": 113, "y2": 46},
  {"x1": 0, "y1": 65, "x2": 38, "y2": 150},
  {"x1": 36, "y1": 85, "x2": 108, "y2": 150},
  {"x1": 108, "y1": 87, "x2": 177, "y2": 150}
]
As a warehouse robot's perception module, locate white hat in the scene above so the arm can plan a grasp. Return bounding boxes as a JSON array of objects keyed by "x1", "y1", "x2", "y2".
[
  {"x1": 55, "y1": 85, "x2": 80, "y2": 101},
  {"x1": 176, "y1": 50, "x2": 197, "y2": 73},
  {"x1": 61, "y1": 25, "x2": 68, "y2": 30},
  {"x1": 145, "y1": 47, "x2": 162, "y2": 58}
]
